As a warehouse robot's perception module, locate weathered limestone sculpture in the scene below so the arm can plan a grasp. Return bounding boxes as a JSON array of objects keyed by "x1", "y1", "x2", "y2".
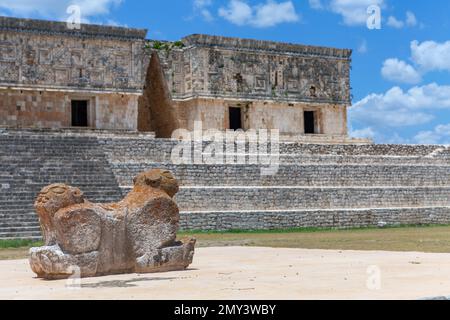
[{"x1": 29, "y1": 169, "x2": 196, "y2": 279}]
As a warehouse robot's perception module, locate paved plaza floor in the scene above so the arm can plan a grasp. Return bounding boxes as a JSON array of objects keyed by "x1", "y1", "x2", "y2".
[{"x1": 1, "y1": 247, "x2": 450, "y2": 300}]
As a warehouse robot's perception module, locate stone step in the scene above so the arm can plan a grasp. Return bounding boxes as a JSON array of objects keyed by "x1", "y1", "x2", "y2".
[
  {"x1": 0, "y1": 210, "x2": 35, "y2": 215},
  {"x1": 173, "y1": 186, "x2": 450, "y2": 211},
  {"x1": 0, "y1": 217, "x2": 37, "y2": 222},
  {"x1": 0, "y1": 231, "x2": 42, "y2": 240},
  {"x1": 0, "y1": 226, "x2": 41, "y2": 233},
  {"x1": 0, "y1": 220, "x2": 39, "y2": 226},
  {"x1": 0, "y1": 191, "x2": 122, "y2": 198},
  {"x1": 99, "y1": 138, "x2": 448, "y2": 157},
  {"x1": 110, "y1": 154, "x2": 450, "y2": 166},
  {"x1": 0, "y1": 200, "x2": 119, "y2": 209},
  {"x1": 179, "y1": 206, "x2": 450, "y2": 231},
  {"x1": 113, "y1": 163, "x2": 450, "y2": 187},
  {"x1": 2, "y1": 132, "x2": 447, "y2": 155}
]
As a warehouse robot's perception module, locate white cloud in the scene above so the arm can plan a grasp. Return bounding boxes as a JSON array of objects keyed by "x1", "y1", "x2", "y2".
[
  {"x1": 308, "y1": 0, "x2": 323, "y2": 10},
  {"x1": 219, "y1": 0, "x2": 253, "y2": 26},
  {"x1": 386, "y1": 16, "x2": 404, "y2": 29},
  {"x1": 357, "y1": 39, "x2": 368, "y2": 54},
  {"x1": 309, "y1": 0, "x2": 384, "y2": 26},
  {"x1": 380, "y1": 38, "x2": 450, "y2": 85},
  {"x1": 414, "y1": 124, "x2": 450, "y2": 145},
  {"x1": 381, "y1": 58, "x2": 421, "y2": 84},
  {"x1": 194, "y1": 0, "x2": 214, "y2": 21},
  {"x1": 406, "y1": 11, "x2": 417, "y2": 27},
  {"x1": 330, "y1": 0, "x2": 385, "y2": 26},
  {"x1": 351, "y1": 83, "x2": 450, "y2": 129},
  {"x1": 309, "y1": 1, "x2": 420, "y2": 29},
  {"x1": 349, "y1": 127, "x2": 375, "y2": 140},
  {"x1": 0, "y1": 0, "x2": 122, "y2": 21},
  {"x1": 218, "y1": 0, "x2": 300, "y2": 28},
  {"x1": 411, "y1": 40, "x2": 450, "y2": 73},
  {"x1": 194, "y1": 0, "x2": 212, "y2": 7},
  {"x1": 386, "y1": 11, "x2": 418, "y2": 29}
]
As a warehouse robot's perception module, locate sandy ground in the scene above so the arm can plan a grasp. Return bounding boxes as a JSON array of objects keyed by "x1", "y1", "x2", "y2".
[{"x1": 1, "y1": 247, "x2": 450, "y2": 300}]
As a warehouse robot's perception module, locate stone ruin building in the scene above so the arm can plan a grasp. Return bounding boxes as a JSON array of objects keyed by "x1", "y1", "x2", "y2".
[
  {"x1": 1, "y1": 16, "x2": 450, "y2": 240},
  {"x1": 0, "y1": 16, "x2": 354, "y2": 141}
]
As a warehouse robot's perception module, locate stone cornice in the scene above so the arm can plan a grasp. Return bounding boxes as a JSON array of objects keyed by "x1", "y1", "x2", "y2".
[
  {"x1": 182, "y1": 34, "x2": 352, "y2": 60},
  {"x1": 172, "y1": 93, "x2": 350, "y2": 106},
  {"x1": 0, "y1": 16, "x2": 147, "y2": 41}
]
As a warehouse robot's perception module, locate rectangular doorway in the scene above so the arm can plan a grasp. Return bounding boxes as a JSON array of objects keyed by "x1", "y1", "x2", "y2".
[
  {"x1": 304, "y1": 111, "x2": 316, "y2": 134},
  {"x1": 229, "y1": 107, "x2": 242, "y2": 130},
  {"x1": 71, "y1": 100, "x2": 88, "y2": 127}
]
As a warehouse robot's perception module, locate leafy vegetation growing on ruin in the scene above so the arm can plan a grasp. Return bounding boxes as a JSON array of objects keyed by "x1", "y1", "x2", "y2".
[{"x1": 145, "y1": 40, "x2": 184, "y2": 52}]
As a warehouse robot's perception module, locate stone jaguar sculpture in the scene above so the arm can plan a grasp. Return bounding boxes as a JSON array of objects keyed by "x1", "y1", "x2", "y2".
[{"x1": 29, "y1": 169, "x2": 196, "y2": 279}]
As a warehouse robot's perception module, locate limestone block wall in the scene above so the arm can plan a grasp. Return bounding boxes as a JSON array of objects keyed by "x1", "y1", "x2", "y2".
[
  {"x1": 0, "y1": 17, "x2": 146, "y2": 92},
  {"x1": 171, "y1": 98, "x2": 347, "y2": 135},
  {"x1": 102, "y1": 136, "x2": 450, "y2": 231},
  {"x1": 95, "y1": 93, "x2": 139, "y2": 130},
  {"x1": 111, "y1": 163, "x2": 450, "y2": 188},
  {"x1": 163, "y1": 34, "x2": 352, "y2": 104},
  {"x1": 0, "y1": 16, "x2": 146, "y2": 130},
  {"x1": 0, "y1": 88, "x2": 139, "y2": 130},
  {"x1": 154, "y1": 34, "x2": 352, "y2": 136},
  {"x1": 1, "y1": 129, "x2": 450, "y2": 239},
  {"x1": 180, "y1": 208, "x2": 450, "y2": 231},
  {"x1": 175, "y1": 187, "x2": 450, "y2": 211}
]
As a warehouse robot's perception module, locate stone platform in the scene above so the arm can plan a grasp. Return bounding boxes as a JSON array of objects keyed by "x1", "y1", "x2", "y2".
[
  {"x1": 1, "y1": 247, "x2": 450, "y2": 300},
  {"x1": 2, "y1": 128, "x2": 450, "y2": 240}
]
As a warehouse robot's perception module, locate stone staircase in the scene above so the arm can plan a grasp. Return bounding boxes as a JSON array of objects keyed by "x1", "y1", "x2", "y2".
[
  {"x1": 1, "y1": 128, "x2": 450, "y2": 239},
  {"x1": 0, "y1": 130, "x2": 123, "y2": 240},
  {"x1": 108, "y1": 137, "x2": 450, "y2": 231}
]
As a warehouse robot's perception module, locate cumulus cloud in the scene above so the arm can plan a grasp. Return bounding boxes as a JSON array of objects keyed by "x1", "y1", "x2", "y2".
[
  {"x1": 386, "y1": 11, "x2": 418, "y2": 29},
  {"x1": 218, "y1": 0, "x2": 300, "y2": 28},
  {"x1": 411, "y1": 40, "x2": 450, "y2": 73},
  {"x1": 194, "y1": 0, "x2": 214, "y2": 21},
  {"x1": 308, "y1": 0, "x2": 323, "y2": 10},
  {"x1": 0, "y1": 0, "x2": 122, "y2": 21},
  {"x1": 381, "y1": 39, "x2": 450, "y2": 85},
  {"x1": 381, "y1": 58, "x2": 421, "y2": 84},
  {"x1": 310, "y1": 1, "x2": 419, "y2": 29},
  {"x1": 357, "y1": 39, "x2": 368, "y2": 54},
  {"x1": 351, "y1": 83, "x2": 450, "y2": 128},
  {"x1": 308, "y1": 0, "x2": 384, "y2": 26},
  {"x1": 350, "y1": 83, "x2": 450, "y2": 143},
  {"x1": 386, "y1": 16, "x2": 404, "y2": 29},
  {"x1": 414, "y1": 124, "x2": 450, "y2": 145},
  {"x1": 349, "y1": 127, "x2": 375, "y2": 140},
  {"x1": 329, "y1": 0, "x2": 385, "y2": 26},
  {"x1": 406, "y1": 11, "x2": 417, "y2": 27}
]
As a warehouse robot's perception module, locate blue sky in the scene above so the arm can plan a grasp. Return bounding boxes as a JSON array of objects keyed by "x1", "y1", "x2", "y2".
[{"x1": 1, "y1": 0, "x2": 450, "y2": 144}]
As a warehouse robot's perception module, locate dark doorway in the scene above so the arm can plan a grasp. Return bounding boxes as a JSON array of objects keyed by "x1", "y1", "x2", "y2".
[
  {"x1": 71, "y1": 100, "x2": 88, "y2": 127},
  {"x1": 229, "y1": 107, "x2": 242, "y2": 130},
  {"x1": 304, "y1": 111, "x2": 316, "y2": 134}
]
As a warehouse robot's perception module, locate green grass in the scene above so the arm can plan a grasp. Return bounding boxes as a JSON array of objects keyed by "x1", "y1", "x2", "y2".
[
  {"x1": 179, "y1": 223, "x2": 450, "y2": 235},
  {"x1": 0, "y1": 239, "x2": 43, "y2": 249},
  {"x1": 179, "y1": 224, "x2": 450, "y2": 253},
  {"x1": 3, "y1": 224, "x2": 450, "y2": 261}
]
